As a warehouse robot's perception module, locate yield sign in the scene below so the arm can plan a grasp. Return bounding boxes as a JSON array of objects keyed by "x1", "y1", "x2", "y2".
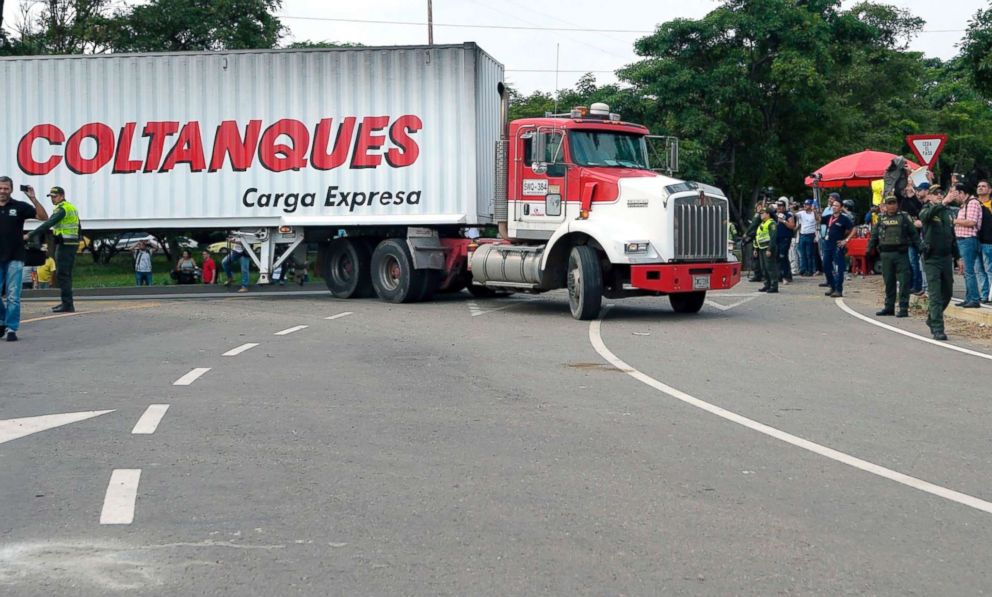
[{"x1": 906, "y1": 134, "x2": 948, "y2": 168}]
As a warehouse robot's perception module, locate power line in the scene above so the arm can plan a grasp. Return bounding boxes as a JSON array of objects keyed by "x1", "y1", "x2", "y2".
[
  {"x1": 279, "y1": 15, "x2": 966, "y2": 35},
  {"x1": 279, "y1": 15, "x2": 652, "y2": 33},
  {"x1": 506, "y1": 69, "x2": 616, "y2": 73}
]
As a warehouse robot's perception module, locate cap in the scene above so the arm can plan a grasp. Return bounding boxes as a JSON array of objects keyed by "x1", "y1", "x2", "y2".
[
  {"x1": 916, "y1": 182, "x2": 931, "y2": 191},
  {"x1": 884, "y1": 194, "x2": 898, "y2": 203},
  {"x1": 804, "y1": 199, "x2": 815, "y2": 205},
  {"x1": 47, "y1": 186, "x2": 65, "y2": 196},
  {"x1": 828, "y1": 192, "x2": 841, "y2": 199},
  {"x1": 765, "y1": 207, "x2": 777, "y2": 216},
  {"x1": 777, "y1": 196, "x2": 788, "y2": 204}
]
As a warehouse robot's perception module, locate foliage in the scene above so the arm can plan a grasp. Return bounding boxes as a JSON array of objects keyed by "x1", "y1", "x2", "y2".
[
  {"x1": 961, "y1": 3, "x2": 992, "y2": 100},
  {"x1": 508, "y1": 0, "x2": 991, "y2": 216},
  {"x1": 103, "y1": 0, "x2": 284, "y2": 52}
]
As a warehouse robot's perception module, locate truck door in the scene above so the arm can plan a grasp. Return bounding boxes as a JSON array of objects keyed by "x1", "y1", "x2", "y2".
[{"x1": 514, "y1": 127, "x2": 568, "y2": 237}]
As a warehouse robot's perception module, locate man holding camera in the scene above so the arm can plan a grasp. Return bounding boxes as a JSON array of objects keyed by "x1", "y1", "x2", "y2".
[
  {"x1": 951, "y1": 182, "x2": 983, "y2": 308},
  {"x1": 0, "y1": 177, "x2": 49, "y2": 341},
  {"x1": 27, "y1": 186, "x2": 80, "y2": 313}
]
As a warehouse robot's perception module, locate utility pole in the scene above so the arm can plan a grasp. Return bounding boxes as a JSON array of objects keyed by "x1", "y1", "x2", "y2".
[{"x1": 427, "y1": 0, "x2": 434, "y2": 46}]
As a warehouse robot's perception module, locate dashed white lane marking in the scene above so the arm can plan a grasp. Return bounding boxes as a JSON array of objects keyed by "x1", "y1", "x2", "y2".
[
  {"x1": 173, "y1": 368, "x2": 211, "y2": 386},
  {"x1": 131, "y1": 405, "x2": 169, "y2": 435},
  {"x1": 0, "y1": 410, "x2": 114, "y2": 445},
  {"x1": 589, "y1": 315, "x2": 992, "y2": 516},
  {"x1": 223, "y1": 343, "x2": 259, "y2": 356},
  {"x1": 274, "y1": 325, "x2": 308, "y2": 336},
  {"x1": 836, "y1": 298, "x2": 992, "y2": 362},
  {"x1": 325, "y1": 312, "x2": 353, "y2": 320},
  {"x1": 100, "y1": 469, "x2": 141, "y2": 525}
]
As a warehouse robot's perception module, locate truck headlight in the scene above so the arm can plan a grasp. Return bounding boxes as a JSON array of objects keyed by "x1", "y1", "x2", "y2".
[{"x1": 624, "y1": 242, "x2": 650, "y2": 254}]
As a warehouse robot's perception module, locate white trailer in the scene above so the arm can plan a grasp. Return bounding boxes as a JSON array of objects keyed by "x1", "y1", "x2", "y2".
[{"x1": 2, "y1": 43, "x2": 740, "y2": 318}]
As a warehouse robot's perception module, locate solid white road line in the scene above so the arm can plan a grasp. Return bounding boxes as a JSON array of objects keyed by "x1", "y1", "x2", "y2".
[
  {"x1": 274, "y1": 325, "x2": 308, "y2": 336},
  {"x1": 100, "y1": 469, "x2": 141, "y2": 525},
  {"x1": 836, "y1": 298, "x2": 992, "y2": 362},
  {"x1": 0, "y1": 410, "x2": 114, "y2": 445},
  {"x1": 173, "y1": 368, "x2": 211, "y2": 386},
  {"x1": 131, "y1": 405, "x2": 170, "y2": 435},
  {"x1": 589, "y1": 316, "x2": 992, "y2": 516},
  {"x1": 325, "y1": 312, "x2": 353, "y2": 320},
  {"x1": 223, "y1": 342, "x2": 259, "y2": 356}
]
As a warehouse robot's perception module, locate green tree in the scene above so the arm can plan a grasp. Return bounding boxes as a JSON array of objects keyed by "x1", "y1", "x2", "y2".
[
  {"x1": 615, "y1": 0, "x2": 936, "y2": 213},
  {"x1": 960, "y1": 3, "x2": 992, "y2": 100},
  {"x1": 104, "y1": 0, "x2": 283, "y2": 52},
  {"x1": 284, "y1": 40, "x2": 364, "y2": 49}
]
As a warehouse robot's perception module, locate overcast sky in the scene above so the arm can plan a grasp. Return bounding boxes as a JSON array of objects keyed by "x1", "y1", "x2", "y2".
[{"x1": 2, "y1": 0, "x2": 981, "y2": 93}]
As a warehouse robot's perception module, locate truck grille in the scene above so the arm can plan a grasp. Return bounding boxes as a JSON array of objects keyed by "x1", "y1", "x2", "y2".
[{"x1": 673, "y1": 195, "x2": 728, "y2": 261}]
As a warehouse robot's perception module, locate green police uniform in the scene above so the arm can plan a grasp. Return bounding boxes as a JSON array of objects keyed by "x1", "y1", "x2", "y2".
[
  {"x1": 918, "y1": 201, "x2": 958, "y2": 338},
  {"x1": 755, "y1": 217, "x2": 779, "y2": 292},
  {"x1": 867, "y1": 209, "x2": 920, "y2": 315},
  {"x1": 30, "y1": 196, "x2": 80, "y2": 311}
]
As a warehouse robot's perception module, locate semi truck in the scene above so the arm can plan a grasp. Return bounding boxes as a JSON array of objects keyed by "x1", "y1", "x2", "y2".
[{"x1": 1, "y1": 42, "x2": 740, "y2": 319}]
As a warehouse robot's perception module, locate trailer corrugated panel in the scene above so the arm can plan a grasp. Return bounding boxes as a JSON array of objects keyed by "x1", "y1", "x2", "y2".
[{"x1": 0, "y1": 43, "x2": 503, "y2": 230}]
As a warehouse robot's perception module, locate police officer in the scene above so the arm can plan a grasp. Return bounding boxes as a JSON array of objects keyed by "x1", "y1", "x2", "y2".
[
  {"x1": 918, "y1": 188, "x2": 959, "y2": 341},
  {"x1": 27, "y1": 186, "x2": 80, "y2": 313},
  {"x1": 868, "y1": 194, "x2": 920, "y2": 318},
  {"x1": 754, "y1": 207, "x2": 779, "y2": 293},
  {"x1": 743, "y1": 203, "x2": 765, "y2": 283}
]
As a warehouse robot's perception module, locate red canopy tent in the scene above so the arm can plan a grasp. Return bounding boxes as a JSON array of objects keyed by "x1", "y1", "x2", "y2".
[{"x1": 804, "y1": 150, "x2": 920, "y2": 188}]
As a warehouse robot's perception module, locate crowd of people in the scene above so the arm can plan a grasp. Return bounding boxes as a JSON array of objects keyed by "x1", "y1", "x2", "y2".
[
  {"x1": 741, "y1": 167, "x2": 992, "y2": 341},
  {"x1": 1, "y1": 178, "x2": 311, "y2": 342}
]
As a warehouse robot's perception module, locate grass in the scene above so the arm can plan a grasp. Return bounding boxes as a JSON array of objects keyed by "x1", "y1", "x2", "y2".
[{"x1": 68, "y1": 251, "x2": 319, "y2": 289}]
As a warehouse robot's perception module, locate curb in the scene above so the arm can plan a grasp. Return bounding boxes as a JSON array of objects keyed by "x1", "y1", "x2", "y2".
[{"x1": 945, "y1": 304, "x2": 992, "y2": 326}]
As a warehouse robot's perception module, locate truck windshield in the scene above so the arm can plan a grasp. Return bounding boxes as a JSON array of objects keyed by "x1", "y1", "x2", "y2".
[{"x1": 568, "y1": 130, "x2": 649, "y2": 169}]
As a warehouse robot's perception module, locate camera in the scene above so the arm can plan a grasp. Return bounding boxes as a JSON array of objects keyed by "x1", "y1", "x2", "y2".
[
  {"x1": 955, "y1": 182, "x2": 967, "y2": 192},
  {"x1": 19, "y1": 184, "x2": 28, "y2": 192}
]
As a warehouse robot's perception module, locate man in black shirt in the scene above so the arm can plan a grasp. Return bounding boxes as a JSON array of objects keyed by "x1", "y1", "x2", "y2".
[
  {"x1": 900, "y1": 184, "x2": 925, "y2": 294},
  {"x1": 0, "y1": 176, "x2": 49, "y2": 341}
]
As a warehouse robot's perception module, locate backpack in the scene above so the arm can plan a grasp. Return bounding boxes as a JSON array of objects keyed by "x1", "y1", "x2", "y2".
[{"x1": 978, "y1": 202, "x2": 992, "y2": 244}]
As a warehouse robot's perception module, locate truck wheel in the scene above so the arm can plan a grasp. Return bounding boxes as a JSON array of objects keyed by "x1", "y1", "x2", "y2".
[
  {"x1": 669, "y1": 291, "x2": 706, "y2": 314},
  {"x1": 371, "y1": 239, "x2": 426, "y2": 303},
  {"x1": 567, "y1": 245, "x2": 603, "y2": 320},
  {"x1": 413, "y1": 269, "x2": 442, "y2": 302},
  {"x1": 321, "y1": 238, "x2": 373, "y2": 298}
]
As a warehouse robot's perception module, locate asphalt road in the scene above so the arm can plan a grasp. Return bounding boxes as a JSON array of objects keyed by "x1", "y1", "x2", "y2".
[{"x1": 3, "y1": 276, "x2": 992, "y2": 595}]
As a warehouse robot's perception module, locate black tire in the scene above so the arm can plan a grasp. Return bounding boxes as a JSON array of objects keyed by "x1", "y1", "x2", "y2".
[
  {"x1": 669, "y1": 291, "x2": 706, "y2": 314},
  {"x1": 371, "y1": 239, "x2": 424, "y2": 303},
  {"x1": 412, "y1": 269, "x2": 442, "y2": 302},
  {"x1": 321, "y1": 238, "x2": 373, "y2": 298},
  {"x1": 567, "y1": 245, "x2": 603, "y2": 320}
]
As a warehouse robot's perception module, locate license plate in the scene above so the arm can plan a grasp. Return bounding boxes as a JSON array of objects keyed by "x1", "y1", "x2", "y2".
[{"x1": 693, "y1": 275, "x2": 710, "y2": 290}]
